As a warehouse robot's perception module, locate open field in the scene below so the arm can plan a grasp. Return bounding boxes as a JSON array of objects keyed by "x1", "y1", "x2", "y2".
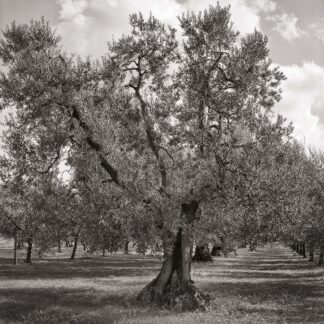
[{"x1": 0, "y1": 245, "x2": 324, "y2": 324}]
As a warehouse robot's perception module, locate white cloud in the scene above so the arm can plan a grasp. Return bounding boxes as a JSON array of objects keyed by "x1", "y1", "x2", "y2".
[
  {"x1": 181, "y1": 0, "x2": 261, "y2": 35},
  {"x1": 269, "y1": 13, "x2": 303, "y2": 42},
  {"x1": 275, "y1": 62, "x2": 324, "y2": 149},
  {"x1": 245, "y1": 0, "x2": 276, "y2": 13},
  {"x1": 58, "y1": 0, "x2": 89, "y2": 21},
  {"x1": 55, "y1": 0, "x2": 264, "y2": 57},
  {"x1": 308, "y1": 18, "x2": 324, "y2": 43}
]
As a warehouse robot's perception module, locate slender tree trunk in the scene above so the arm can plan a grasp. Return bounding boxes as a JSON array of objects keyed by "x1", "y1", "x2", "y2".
[
  {"x1": 319, "y1": 242, "x2": 324, "y2": 266},
  {"x1": 221, "y1": 237, "x2": 229, "y2": 256},
  {"x1": 296, "y1": 243, "x2": 301, "y2": 255},
  {"x1": 70, "y1": 235, "x2": 78, "y2": 260},
  {"x1": 26, "y1": 237, "x2": 33, "y2": 264},
  {"x1": 124, "y1": 240, "x2": 129, "y2": 255},
  {"x1": 13, "y1": 229, "x2": 18, "y2": 265},
  {"x1": 82, "y1": 243, "x2": 86, "y2": 251},
  {"x1": 309, "y1": 250, "x2": 314, "y2": 262},
  {"x1": 297, "y1": 243, "x2": 305, "y2": 257},
  {"x1": 102, "y1": 246, "x2": 106, "y2": 256},
  {"x1": 308, "y1": 241, "x2": 314, "y2": 262},
  {"x1": 137, "y1": 201, "x2": 210, "y2": 311},
  {"x1": 291, "y1": 243, "x2": 297, "y2": 252},
  {"x1": 58, "y1": 239, "x2": 62, "y2": 253},
  {"x1": 17, "y1": 240, "x2": 22, "y2": 249},
  {"x1": 301, "y1": 243, "x2": 306, "y2": 258}
]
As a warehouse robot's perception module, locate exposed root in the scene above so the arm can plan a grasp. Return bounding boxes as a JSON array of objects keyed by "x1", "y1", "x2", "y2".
[
  {"x1": 137, "y1": 280, "x2": 210, "y2": 311},
  {"x1": 162, "y1": 283, "x2": 210, "y2": 311}
]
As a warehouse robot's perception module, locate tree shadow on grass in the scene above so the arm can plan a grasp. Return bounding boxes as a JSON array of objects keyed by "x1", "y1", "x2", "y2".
[
  {"x1": 200, "y1": 279, "x2": 324, "y2": 323},
  {"x1": 204, "y1": 269, "x2": 324, "y2": 280},
  {"x1": 0, "y1": 255, "x2": 162, "y2": 280},
  {"x1": 198, "y1": 247, "x2": 324, "y2": 323},
  {"x1": 0, "y1": 254, "x2": 165, "y2": 322},
  {"x1": 0, "y1": 286, "x2": 146, "y2": 323}
]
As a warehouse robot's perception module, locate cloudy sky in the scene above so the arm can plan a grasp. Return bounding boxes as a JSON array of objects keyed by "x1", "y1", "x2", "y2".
[{"x1": 1, "y1": 0, "x2": 324, "y2": 149}]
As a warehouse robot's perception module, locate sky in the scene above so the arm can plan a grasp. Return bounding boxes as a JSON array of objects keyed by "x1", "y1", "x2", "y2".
[{"x1": 0, "y1": 0, "x2": 324, "y2": 149}]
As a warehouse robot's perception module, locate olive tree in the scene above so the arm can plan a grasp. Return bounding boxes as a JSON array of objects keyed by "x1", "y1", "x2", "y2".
[{"x1": 0, "y1": 6, "x2": 288, "y2": 309}]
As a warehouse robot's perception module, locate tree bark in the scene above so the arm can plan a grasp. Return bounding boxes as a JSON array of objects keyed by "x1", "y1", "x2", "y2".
[
  {"x1": 82, "y1": 243, "x2": 86, "y2": 251},
  {"x1": 137, "y1": 201, "x2": 210, "y2": 311},
  {"x1": 26, "y1": 237, "x2": 33, "y2": 264},
  {"x1": 13, "y1": 229, "x2": 18, "y2": 265},
  {"x1": 58, "y1": 239, "x2": 62, "y2": 253},
  {"x1": 70, "y1": 235, "x2": 78, "y2": 260}
]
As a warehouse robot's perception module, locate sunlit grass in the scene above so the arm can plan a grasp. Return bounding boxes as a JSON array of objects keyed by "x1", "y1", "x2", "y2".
[{"x1": 0, "y1": 245, "x2": 324, "y2": 323}]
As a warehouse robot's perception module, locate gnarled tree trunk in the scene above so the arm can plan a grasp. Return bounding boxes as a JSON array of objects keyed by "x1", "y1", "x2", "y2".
[{"x1": 137, "y1": 201, "x2": 210, "y2": 311}]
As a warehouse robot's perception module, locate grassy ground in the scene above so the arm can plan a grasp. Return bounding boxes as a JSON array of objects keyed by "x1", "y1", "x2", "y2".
[{"x1": 0, "y1": 244, "x2": 324, "y2": 324}]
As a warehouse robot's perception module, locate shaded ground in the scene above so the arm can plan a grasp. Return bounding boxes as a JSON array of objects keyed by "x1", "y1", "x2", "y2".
[{"x1": 0, "y1": 245, "x2": 323, "y2": 323}]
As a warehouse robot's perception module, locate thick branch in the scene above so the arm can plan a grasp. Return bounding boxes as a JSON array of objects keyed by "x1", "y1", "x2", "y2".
[
  {"x1": 68, "y1": 104, "x2": 122, "y2": 187},
  {"x1": 125, "y1": 56, "x2": 169, "y2": 194},
  {"x1": 216, "y1": 66, "x2": 237, "y2": 84},
  {"x1": 2, "y1": 210, "x2": 23, "y2": 231}
]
